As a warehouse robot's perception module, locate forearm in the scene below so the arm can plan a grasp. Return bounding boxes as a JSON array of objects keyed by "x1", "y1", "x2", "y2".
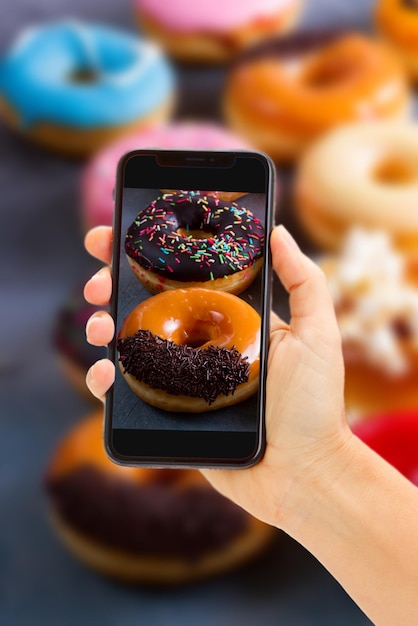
[{"x1": 280, "y1": 433, "x2": 418, "y2": 625}]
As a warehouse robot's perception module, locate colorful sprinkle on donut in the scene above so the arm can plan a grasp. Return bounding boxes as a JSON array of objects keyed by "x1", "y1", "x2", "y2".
[{"x1": 125, "y1": 191, "x2": 265, "y2": 282}]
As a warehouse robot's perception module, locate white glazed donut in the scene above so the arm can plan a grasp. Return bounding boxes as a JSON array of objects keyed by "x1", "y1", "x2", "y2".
[{"x1": 294, "y1": 121, "x2": 418, "y2": 257}]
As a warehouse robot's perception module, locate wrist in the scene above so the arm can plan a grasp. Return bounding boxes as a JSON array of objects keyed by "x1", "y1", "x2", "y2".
[
  {"x1": 273, "y1": 425, "x2": 359, "y2": 537},
  {"x1": 272, "y1": 425, "x2": 418, "y2": 625}
]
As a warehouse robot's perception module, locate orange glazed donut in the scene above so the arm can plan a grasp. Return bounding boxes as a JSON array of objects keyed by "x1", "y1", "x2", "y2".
[
  {"x1": 376, "y1": 0, "x2": 418, "y2": 82},
  {"x1": 224, "y1": 31, "x2": 410, "y2": 161},
  {"x1": 44, "y1": 410, "x2": 275, "y2": 583},
  {"x1": 117, "y1": 288, "x2": 261, "y2": 412}
]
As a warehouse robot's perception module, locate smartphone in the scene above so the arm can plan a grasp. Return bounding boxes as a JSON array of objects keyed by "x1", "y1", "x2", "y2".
[{"x1": 105, "y1": 149, "x2": 275, "y2": 468}]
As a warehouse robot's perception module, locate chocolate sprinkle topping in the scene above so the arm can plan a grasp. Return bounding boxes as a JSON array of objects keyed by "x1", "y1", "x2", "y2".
[
  {"x1": 45, "y1": 465, "x2": 249, "y2": 561},
  {"x1": 118, "y1": 330, "x2": 250, "y2": 405},
  {"x1": 403, "y1": 0, "x2": 418, "y2": 10},
  {"x1": 391, "y1": 317, "x2": 413, "y2": 341}
]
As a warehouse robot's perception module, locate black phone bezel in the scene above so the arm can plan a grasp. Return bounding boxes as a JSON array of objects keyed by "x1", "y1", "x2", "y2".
[{"x1": 105, "y1": 149, "x2": 275, "y2": 469}]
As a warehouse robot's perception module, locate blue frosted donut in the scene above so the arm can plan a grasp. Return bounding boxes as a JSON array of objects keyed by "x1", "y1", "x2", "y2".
[{"x1": 0, "y1": 20, "x2": 175, "y2": 155}]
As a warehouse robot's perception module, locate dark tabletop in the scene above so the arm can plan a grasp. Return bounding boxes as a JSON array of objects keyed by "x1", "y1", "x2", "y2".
[{"x1": 0, "y1": 0, "x2": 383, "y2": 624}]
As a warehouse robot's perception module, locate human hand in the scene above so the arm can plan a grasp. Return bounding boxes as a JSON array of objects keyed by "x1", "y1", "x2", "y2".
[
  {"x1": 84, "y1": 224, "x2": 352, "y2": 531},
  {"x1": 203, "y1": 226, "x2": 351, "y2": 530}
]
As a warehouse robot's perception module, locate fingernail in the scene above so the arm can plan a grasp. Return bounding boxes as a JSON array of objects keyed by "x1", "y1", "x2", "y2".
[
  {"x1": 90, "y1": 267, "x2": 106, "y2": 282},
  {"x1": 85, "y1": 316, "x2": 95, "y2": 337},
  {"x1": 277, "y1": 225, "x2": 300, "y2": 251},
  {"x1": 86, "y1": 365, "x2": 94, "y2": 387}
]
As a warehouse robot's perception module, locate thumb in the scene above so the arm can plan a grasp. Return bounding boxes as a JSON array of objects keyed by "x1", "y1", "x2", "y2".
[{"x1": 271, "y1": 226, "x2": 340, "y2": 347}]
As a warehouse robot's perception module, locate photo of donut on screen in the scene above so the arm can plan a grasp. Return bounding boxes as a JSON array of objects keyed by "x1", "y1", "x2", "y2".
[{"x1": 112, "y1": 188, "x2": 267, "y2": 433}]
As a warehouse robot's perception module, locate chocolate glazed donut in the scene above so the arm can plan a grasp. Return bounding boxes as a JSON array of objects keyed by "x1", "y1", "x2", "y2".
[
  {"x1": 124, "y1": 191, "x2": 265, "y2": 294},
  {"x1": 44, "y1": 411, "x2": 276, "y2": 584},
  {"x1": 230, "y1": 27, "x2": 350, "y2": 67}
]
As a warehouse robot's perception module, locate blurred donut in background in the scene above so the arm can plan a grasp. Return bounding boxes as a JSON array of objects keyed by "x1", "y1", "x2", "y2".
[
  {"x1": 52, "y1": 283, "x2": 106, "y2": 401},
  {"x1": 0, "y1": 20, "x2": 175, "y2": 157},
  {"x1": 134, "y1": 0, "x2": 303, "y2": 64},
  {"x1": 81, "y1": 121, "x2": 255, "y2": 230},
  {"x1": 319, "y1": 228, "x2": 418, "y2": 421},
  {"x1": 353, "y1": 411, "x2": 418, "y2": 486},
  {"x1": 44, "y1": 410, "x2": 276, "y2": 584},
  {"x1": 294, "y1": 121, "x2": 418, "y2": 258},
  {"x1": 224, "y1": 31, "x2": 410, "y2": 162},
  {"x1": 375, "y1": 0, "x2": 418, "y2": 83}
]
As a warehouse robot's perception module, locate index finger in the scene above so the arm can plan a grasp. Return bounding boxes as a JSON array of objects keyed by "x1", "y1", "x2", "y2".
[{"x1": 84, "y1": 226, "x2": 113, "y2": 265}]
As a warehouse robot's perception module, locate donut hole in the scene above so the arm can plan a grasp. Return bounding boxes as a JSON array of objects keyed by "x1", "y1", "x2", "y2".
[
  {"x1": 302, "y1": 56, "x2": 358, "y2": 88},
  {"x1": 177, "y1": 227, "x2": 210, "y2": 241},
  {"x1": 184, "y1": 321, "x2": 218, "y2": 348},
  {"x1": 373, "y1": 158, "x2": 416, "y2": 185},
  {"x1": 68, "y1": 68, "x2": 99, "y2": 84}
]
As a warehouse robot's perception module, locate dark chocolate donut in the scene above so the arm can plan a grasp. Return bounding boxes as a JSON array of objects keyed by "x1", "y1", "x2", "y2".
[
  {"x1": 45, "y1": 465, "x2": 248, "y2": 562},
  {"x1": 43, "y1": 411, "x2": 276, "y2": 583},
  {"x1": 125, "y1": 191, "x2": 264, "y2": 283}
]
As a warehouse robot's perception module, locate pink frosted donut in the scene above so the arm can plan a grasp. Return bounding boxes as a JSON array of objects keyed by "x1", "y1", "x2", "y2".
[
  {"x1": 81, "y1": 122, "x2": 253, "y2": 230},
  {"x1": 134, "y1": 0, "x2": 302, "y2": 63}
]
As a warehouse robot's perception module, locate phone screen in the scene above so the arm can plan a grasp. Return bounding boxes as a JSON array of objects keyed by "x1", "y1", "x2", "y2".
[{"x1": 105, "y1": 150, "x2": 275, "y2": 467}]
